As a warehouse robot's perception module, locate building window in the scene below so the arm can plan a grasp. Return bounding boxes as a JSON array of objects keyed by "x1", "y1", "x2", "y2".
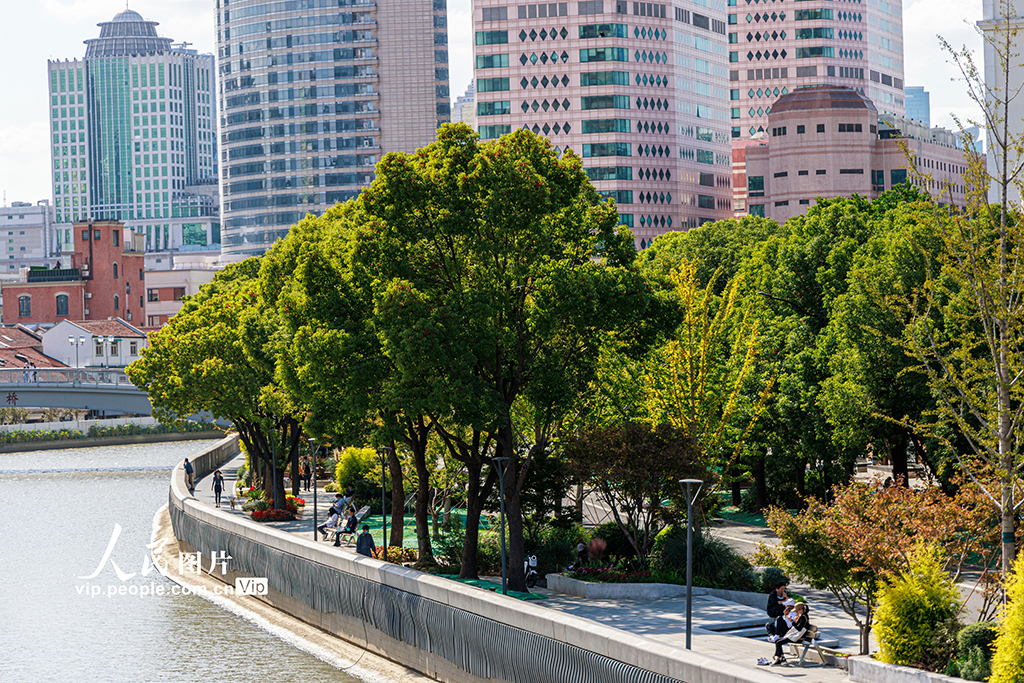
[
  {"x1": 17, "y1": 295, "x2": 30, "y2": 318},
  {"x1": 114, "y1": 294, "x2": 119, "y2": 310},
  {"x1": 148, "y1": 289, "x2": 159, "y2": 302},
  {"x1": 816, "y1": 123, "x2": 825, "y2": 133},
  {"x1": 816, "y1": 169, "x2": 827, "y2": 175},
  {"x1": 173, "y1": 287, "x2": 186, "y2": 301},
  {"x1": 113, "y1": 230, "x2": 119, "y2": 247},
  {"x1": 891, "y1": 169, "x2": 908, "y2": 186},
  {"x1": 747, "y1": 175, "x2": 764, "y2": 197},
  {"x1": 797, "y1": 125, "x2": 805, "y2": 134},
  {"x1": 749, "y1": 204, "x2": 765, "y2": 217},
  {"x1": 130, "y1": 341, "x2": 138, "y2": 356},
  {"x1": 111, "y1": 340, "x2": 120, "y2": 355},
  {"x1": 95, "y1": 340, "x2": 103, "y2": 356},
  {"x1": 56, "y1": 294, "x2": 69, "y2": 316},
  {"x1": 839, "y1": 168, "x2": 864, "y2": 174},
  {"x1": 113, "y1": 262, "x2": 119, "y2": 279}
]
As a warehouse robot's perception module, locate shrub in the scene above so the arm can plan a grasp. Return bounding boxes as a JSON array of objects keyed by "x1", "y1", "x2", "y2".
[
  {"x1": 739, "y1": 487, "x2": 760, "y2": 513},
  {"x1": 957, "y1": 644, "x2": 993, "y2": 682},
  {"x1": 959, "y1": 622, "x2": 999, "y2": 657},
  {"x1": 652, "y1": 524, "x2": 756, "y2": 591},
  {"x1": 874, "y1": 544, "x2": 961, "y2": 669},
  {"x1": 525, "y1": 522, "x2": 585, "y2": 577},
  {"x1": 759, "y1": 566, "x2": 789, "y2": 594},
  {"x1": 334, "y1": 446, "x2": 381, "y2": 513},
  {"x1": 592, "y1": 521, "x2": 636, "y2": 560},
  {"x1": 251, "y1": 508, "x2": 294, "y2": 522},
  {"x1": 990, "y1": 554, "x2": 1024, "y2": 683}
]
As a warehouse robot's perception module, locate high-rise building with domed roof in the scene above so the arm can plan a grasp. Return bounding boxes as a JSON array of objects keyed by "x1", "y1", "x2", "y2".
[{"x1": 47, "y1": 9, "x2": 220, "y2": 254}]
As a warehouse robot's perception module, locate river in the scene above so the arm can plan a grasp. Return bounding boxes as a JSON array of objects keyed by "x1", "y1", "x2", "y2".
[{"x1": 0, "y1": 440, "x2": 370, "y2": 682}]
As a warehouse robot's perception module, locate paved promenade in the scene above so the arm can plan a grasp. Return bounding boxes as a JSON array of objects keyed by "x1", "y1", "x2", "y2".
[{"x1": 189, "y1": 459, "x2": 859, "y2": 683}]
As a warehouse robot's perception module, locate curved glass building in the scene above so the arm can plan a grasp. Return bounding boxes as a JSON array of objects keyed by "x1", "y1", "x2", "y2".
[{"x1": 216, "y1": 0, "x2": 451, "y2": 258}]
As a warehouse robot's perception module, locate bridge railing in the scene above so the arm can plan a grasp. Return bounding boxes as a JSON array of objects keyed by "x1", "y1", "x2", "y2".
[{"x1": 0, "y1": 368, "x2": 134, "y2": 387}]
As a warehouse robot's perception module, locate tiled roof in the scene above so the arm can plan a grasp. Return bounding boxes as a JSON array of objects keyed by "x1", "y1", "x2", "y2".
[
  {"x1": 0, "y1": 326, "x2": 41, "y2": 349},
  {"x1": 0, "y1": 347, "x2": 67, "y2": 369},
  {"x1": 72, "y1": 319, "x2": 147, "y2": 338}
]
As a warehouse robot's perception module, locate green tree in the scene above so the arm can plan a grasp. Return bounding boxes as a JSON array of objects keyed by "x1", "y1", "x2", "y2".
[
  {"x1": 350, "y1": 124, "x2": 657, "y2": 588},
  {"x1": 127, "y1": 259, "x2": 304, "y2": 508}
]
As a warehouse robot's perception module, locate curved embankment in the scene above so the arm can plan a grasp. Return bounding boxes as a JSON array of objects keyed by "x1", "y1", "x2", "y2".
[{"x1": 167, "y1": 437, "x2": 782, "y2": 683}]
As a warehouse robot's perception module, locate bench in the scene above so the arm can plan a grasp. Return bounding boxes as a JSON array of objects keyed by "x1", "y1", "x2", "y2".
[
  {"x1": 328, "y1": 505, "x2": 371, "y2": 545},
  {"x1": 787, "y1": 629, "x2": 841, "y2": 667}
]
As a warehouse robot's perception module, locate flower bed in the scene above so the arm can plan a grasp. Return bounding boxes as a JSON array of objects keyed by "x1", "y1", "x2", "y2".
[
  {"x1": 567, "y1": 566, "x2": 654, "y2": 583},
  {"x1": 251, "y1": 508, "x2": 296, "y2": 522}
]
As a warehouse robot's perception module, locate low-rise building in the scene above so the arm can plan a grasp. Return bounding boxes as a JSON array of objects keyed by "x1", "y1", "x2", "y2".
[
  {"x1": 0, "y1": 201, "x2": 61, "y2": 275},
  {"x1": 735, "y1": 86, "x2": 970, "y2": 224},
  {"x1": 0, "y1": 220, "x2": 145, "y2": 325},
  {"x1": 144, "y1": 247, "x2": 220, "y2": 327},
  {"x1": 42, "y1": 318, "x2": 148, "y2": 368}
]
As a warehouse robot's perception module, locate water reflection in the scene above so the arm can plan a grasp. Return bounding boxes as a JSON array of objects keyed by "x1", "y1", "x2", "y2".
[{"x1": 0, "y1": 440, "x2": 364, "y2": 682}]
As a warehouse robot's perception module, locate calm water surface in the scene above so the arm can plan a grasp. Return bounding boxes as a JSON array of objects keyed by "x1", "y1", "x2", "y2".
[{"x1": 0, "y1": 440, "x2": 369, "y2": 683}]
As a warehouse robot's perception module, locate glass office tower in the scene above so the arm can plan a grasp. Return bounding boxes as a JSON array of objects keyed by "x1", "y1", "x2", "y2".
[
  {"x1": 48, "y1": 10, "x2": 219, "y2": 251},
  {"x1": 216, "y1": 0, "x2": 451, "y2": 258}
]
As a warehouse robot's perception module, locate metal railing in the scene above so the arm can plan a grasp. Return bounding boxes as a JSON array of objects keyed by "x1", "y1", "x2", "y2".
[{"x1": 0, "y1": 368, "x2": 136, "y2": 388}]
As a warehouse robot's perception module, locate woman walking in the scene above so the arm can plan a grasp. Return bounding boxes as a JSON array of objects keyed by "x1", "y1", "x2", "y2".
[{"x1": 212, "y1": 470, "x2": 225, "y2": 508}]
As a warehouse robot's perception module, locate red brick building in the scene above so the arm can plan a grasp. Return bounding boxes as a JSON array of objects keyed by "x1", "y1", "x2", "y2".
[{"x1": 0, "y1": 220, "x2": 145, "y2": 325}]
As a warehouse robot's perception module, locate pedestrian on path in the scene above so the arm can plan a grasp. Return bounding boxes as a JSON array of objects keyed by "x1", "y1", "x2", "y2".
[
  {"x1": 355, "y1": 524, "x2": 376, "y2": 557},
  {"x1": 212, "y1": 470, "x2": 225, "y2": 507},
  {"x1": 300, "y1": 456, "x2": 312, "y2": 492},
  {"x1": 183, "y1": 458, "x2": 195, "y2": 494}
]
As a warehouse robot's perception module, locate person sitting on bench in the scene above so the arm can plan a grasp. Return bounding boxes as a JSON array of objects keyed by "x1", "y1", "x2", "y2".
[
  {"x1": 318, "y1": 510, "x2": 340, "y2": 541},
  {"x1": 334, "y1": 507, "x2": 358, "y2": 547},
  {"x1": 773, "y1": 602, "x2": 809, "y2": 665}
]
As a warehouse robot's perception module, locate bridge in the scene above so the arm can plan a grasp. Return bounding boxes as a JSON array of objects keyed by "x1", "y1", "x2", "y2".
[{"x1": 0, "y1": 368, "x2": 152, "y2": 415}]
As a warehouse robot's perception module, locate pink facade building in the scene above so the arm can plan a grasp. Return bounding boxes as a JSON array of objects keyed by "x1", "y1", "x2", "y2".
[
  {"x1": 738, "y1": 86, "x2": 968, "y2": 223},
  {"x1": 471, "y1": 0, "x2": 734, "y2": 248},
  {"x1": 728, "y1": 0, "x2": 905, "y2": 142}
]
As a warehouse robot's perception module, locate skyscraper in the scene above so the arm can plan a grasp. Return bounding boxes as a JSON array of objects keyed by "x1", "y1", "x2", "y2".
[
  {"x1": 728, "y1": 0, "x2": 906, "y2": 140},
  {"x1": 979, "y1": 0, "x2": 1022, "y2": 204},
  {"x1": 47, "y1": 10, "x2": 219, "y2": 253},
  {"x1": 216, "y1": 0, "x2": 451, "y2": 258},
  {"x1": 903, "y1": 86, "x2": 930, "y2": 127},
  {"x1": 472, "y1": 0, "x2": 733, "y2": 248}
]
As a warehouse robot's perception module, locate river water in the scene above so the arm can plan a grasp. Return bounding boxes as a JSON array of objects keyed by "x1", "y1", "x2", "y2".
[{"x1": 0, "y1": 440, "x2": 370, "y2": 683}]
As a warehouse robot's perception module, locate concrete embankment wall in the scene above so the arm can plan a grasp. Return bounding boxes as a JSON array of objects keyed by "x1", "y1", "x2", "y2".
[
  {"x1": 170, "y1": 438, "x2": 783, "y2": 683},
  {"x1": 0, "y1": 430, "x2": 226, "y2": 453}
]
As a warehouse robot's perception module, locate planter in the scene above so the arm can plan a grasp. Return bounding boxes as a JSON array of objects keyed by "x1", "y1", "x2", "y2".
[
  {"x1": 849, "y1": 657, "x2": 974, "y2": 683},
  {"x1": 547, "y1": 574, "x2": 768, "y2": 608}
]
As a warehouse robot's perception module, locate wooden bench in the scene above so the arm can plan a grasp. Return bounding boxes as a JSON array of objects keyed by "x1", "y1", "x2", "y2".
[{"x1": 328, "y1": 505, "x2": 371, "y2": 545}]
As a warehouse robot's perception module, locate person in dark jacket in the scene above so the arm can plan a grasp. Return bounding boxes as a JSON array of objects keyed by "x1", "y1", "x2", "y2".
[
  {"x1": 355, "y1": 524, "x2": 376, "y2": 558},
  {"x1": 767, "y1": 580, "x2": 790, "y2": 619}
]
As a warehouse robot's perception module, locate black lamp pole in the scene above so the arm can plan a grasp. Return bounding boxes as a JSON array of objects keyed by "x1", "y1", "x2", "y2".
[
  {"x1": 377, "y1": 446, "x2": 392, "y2": 563},
  {"x1": 679, "y1": 478, "x2": 703, "y2": 650},
  {"x1": 308, "y1": 437, "x2": 318, "y2": 541}
]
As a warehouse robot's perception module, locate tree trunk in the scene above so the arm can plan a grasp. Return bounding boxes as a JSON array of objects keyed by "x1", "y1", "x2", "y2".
[
  {"x1": 389, "y1": 447, "x2": 404, "y2": 549},
  {"x1": 291, "y1": 440, "x2": 300, "y2": 497},
  {"x1": 859, "y1": 624, "x2": 871, "y2": 656},
  {"x1": 443, "y1": 493, "x2": 452, "y2": 532},
  {"x1": 731, "y1": 480, "x2": 742, "y2": 507},
  {"x1": 754, "y1": 453, "x2": 767, "y2": 510},
  {"x1": 504, "y1": 457, "x2": 527, "y2": 592},
  {"x1": 414, "y1": 449, "x2": 435, "y2": 562},
  {"x1": 890, "y1": 435, "x2": 909, "y2": 486},
  {"x1": 460, "y1": 462, "x2": 485, "y2": 579}
]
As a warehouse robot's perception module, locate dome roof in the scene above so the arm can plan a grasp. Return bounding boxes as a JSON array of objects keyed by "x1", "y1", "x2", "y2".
[
  {"x1": 112, "y1": 9, "x2": 145, "y2": 22},
  {"x1": 85, "y1": 9, "x2": 174, "y2": 57},
  {"x1": 770, "y1": 85, "x2": 877, "y2": 114}
]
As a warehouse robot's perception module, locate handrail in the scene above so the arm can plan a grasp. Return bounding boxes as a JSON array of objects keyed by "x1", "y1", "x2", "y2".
[{"x1": 0, "y1": 368, "x2": 137, "y2": 388}]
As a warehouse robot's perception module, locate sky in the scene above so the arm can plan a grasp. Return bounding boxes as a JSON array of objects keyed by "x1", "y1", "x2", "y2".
[{"x1": 0, "y1": 0, "x2": 984, "y2": 207}]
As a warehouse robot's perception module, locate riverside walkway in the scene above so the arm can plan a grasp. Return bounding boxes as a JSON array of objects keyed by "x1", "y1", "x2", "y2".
[{"x1": 190, "y1": 457, "x2": 858, "y2": 683}]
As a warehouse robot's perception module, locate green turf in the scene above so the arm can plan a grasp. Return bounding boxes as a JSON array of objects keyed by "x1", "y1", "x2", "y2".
[{"x1": 437, "y1": 575, "x2": 546, "y2": 601}]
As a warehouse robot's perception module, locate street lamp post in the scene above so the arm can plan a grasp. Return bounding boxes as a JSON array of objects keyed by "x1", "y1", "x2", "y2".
[
  {"x1": 67, "y1": 335, "x2": 85, "y2": 385},
  {"x1": 679, "y1": 478, "x2": 704, "y2": 650},
  {"x1": 308, "y1": 437, "x2": 318, "y2": 542},
  {"x1": 376, "y1": 446, "x2": 392, "y2": 563},
  {"x1": 493, "y1": 456, "x2": 510, "y2": 595}
]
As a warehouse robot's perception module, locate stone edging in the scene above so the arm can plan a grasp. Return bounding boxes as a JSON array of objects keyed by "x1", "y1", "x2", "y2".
[
  {"x1": 849, "y1": 657, "x2": 975, "y2": 683},
  {"x1": 546, "y1": 573, "x2": 767, "y2": 610}
]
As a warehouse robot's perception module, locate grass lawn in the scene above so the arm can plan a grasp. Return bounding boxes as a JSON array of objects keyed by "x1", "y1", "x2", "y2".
[{"x1": 715, "y1": 491, "x2": 768, "y2": 527}]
